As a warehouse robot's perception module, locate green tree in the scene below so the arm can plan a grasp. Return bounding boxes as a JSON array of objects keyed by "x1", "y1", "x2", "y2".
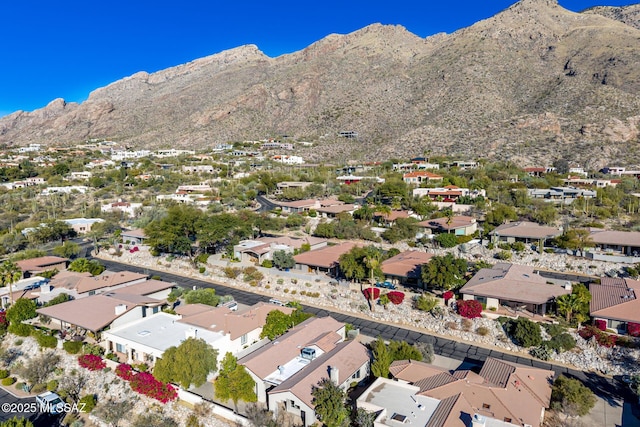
[
  {"x1": 485, "y1": 203, "x2": 518, "y2": 227},
  {"x1": 434, "y1": 233, "x2": 458, "y2": 248},
  {"x1": 272, "y1": 250, "x2": 295, "y2": 270},
  {"x1": 6, "y1": 298, "x2": 37, "y2": 324},
  {"x1": 556, "y1": 284, "x2": 591, "y2": 326},
  {"x1": 214, "y1": 352, "x2": 257, "y2": 413},
  {"x1": 259, "y1": 310, "x2": 311, "y2": 340},
  {"x1": 420, "y1": 254, "x2": 468, "y2": 290},
  {"x1": 556, "y1": 229, "x2": 594, "y2": 253},
  {"x1": 388, "y1": 340, "x2": 423, "y2": 361},
  {"x1": 0, "y1": 260, "x2": 22, "y2": 305},
  {"x1": 551, "y1": 375, "x2": 596, "y2": 418},
  {"x1": 0, "y1": 417, "x2": 34, "y2": 427},
  {"x1": 145, "y1": 204, "x2": 203, "y2": 257},
  {"x1": 184, "y1": 288, "x2": 220, "y2": 306},
  {"x1": 354, "y1": 408, "x2": 376, "y2": 427},
  {"x1": 510, "y1": 317, "x2": 542, "y2": 347},
  {"x1": 153, "y1": 338, "x2": 218, "y2": 388},
  {"x1": 68, "y1": 258, "x2": 105, "y2": 275},
  {"x1": 414, "y1": 294, "x2": 438, "y2": 312},
  {"x1": 311, "y1": 378, "x2": 350, "y2": 427},
  {"x1": 52, "y1": 241, "x2": 80, "y2": 259},
  {"x1": 370, "y1": 337, "x2": 393, "y2": 378}
]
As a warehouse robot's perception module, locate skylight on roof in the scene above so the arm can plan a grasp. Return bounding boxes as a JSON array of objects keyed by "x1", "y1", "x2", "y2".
[{"x1": 137, "y1": 330, "x2": 151, "y2": 337}]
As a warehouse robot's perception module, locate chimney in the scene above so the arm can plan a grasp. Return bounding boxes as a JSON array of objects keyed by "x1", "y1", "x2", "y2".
[
  {"x1": 329, "y1": 366, "x2": 339, "y2": 385},
  {"x1": 185, "y1": 327, "x2": 198, "y2": 339},
  {"x1": 471, "y1": 414, "x2": 486, "y2": 427},
  {"x1": 114, "y1": 304, "x2": 127, "y2": 315}
]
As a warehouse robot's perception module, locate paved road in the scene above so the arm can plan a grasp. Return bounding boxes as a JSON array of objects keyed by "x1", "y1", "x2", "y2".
[
  {"x1": 256, "y1": 195, "x2": 278, "y2": 213},
  {"x1": 0, "y1": 389, "x2": 61, "y2": 426},
  {"x1": 96, "y1": 257, "x2": 633, "y2": 406}
]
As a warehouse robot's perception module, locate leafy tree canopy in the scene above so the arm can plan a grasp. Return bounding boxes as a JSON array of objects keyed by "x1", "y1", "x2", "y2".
[
  {"x1": 420, "y1": 254, "x2": 468, "y2": 290},
  {"x1": 214, "y1": 352, "x2": 257, "y2": 412},
  {"x1": 153, "y1": 337, "x2": 218, "y2": 388},
  {"x1": 311, "y1": 378, "x2": 350, "y2": 427}
]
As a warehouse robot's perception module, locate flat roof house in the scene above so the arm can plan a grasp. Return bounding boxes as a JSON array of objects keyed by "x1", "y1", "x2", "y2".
[
  {"x1": 460, "y1": 263, "x2": 571, "y2": 316},
  {"x1": 418, "y1": 216, "x2": 478, "y2": 236}
]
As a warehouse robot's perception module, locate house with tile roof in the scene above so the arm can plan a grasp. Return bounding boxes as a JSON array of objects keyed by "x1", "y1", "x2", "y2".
[
  {"x1": 233, "y1": 236, "x2": 327, "y2": 264},
  {"x1": 16, "y1": 256, "x2": 68, "y2": 278},
  {"x1": 102, "y1": 302, "x2": 293, "y2": 365},
  {"x1": 267, "y1": 339, "x2": 370, "y2": 427},
  {"x1": 370, "y1": 358, "x2": 554, "y2": 427},
  {"x1": 460, "y1": 263, "x2": 571, "y2": 316},
  {"x1": 36, "y1": 292, "x2": 165, "y2": 334},
  {"x1": 590, "y1": 277, "x2": 640, "y2": 334},
  {"x1": 586, "y1": 229, "x2": 640, "y2": 263},
  {"x1": 293, "y1": 242, "x2": 358, "y2": 275},
  {"x1": 381, "y1": 250, "x2": 433, "y2": 287},
  {"x1": 489, "y1": 221, "x2": 562, "y2": 246},
  {"x1": 239, "y1": 316, "x2": 346, "y2": 402}
]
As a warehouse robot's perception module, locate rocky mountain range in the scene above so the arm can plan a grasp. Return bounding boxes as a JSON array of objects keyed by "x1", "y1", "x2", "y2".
[{"x1": 1, "y1": 0, "x2": 639, "y2": 168}]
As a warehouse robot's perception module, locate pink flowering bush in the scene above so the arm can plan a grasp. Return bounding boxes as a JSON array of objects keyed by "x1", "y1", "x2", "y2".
[
  {"x1": 387, "y1": 291, "x2": 405, "y2": 305},
  {"x1": 594, "y1": 319, "x2": 607, "y2": 331},
  {"x1": 115, "y1": 364, "x2": 135, "y2": 381},
  {"x1": 457, "y1": 300, "x2": 482, "y2": 319},
  {"x1": 129, "y1": 372, "x2": 177, "y2": 403},
  {"x1": 443, "y1": 290, "x2": 454, "y2": 303},
  {"x1": 578, "y1": 325, "x2": 617, "y2": 348},
  {"x1": 628, "y1": 322, "x2": 640, "y2": 337},
  {"x1": 363, "y1": 288, "x2": 380, "y2": 300},
  {"x1": 78, "y1": 354, "x2": 106, "y2": 371}
]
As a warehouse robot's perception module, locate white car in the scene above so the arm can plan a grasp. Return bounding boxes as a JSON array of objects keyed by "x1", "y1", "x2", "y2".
[
  {"x1": 268, "y1": 298, "x2": 286, "y2": 306},
  {"x1": 36, "y1": 391, "x2": 64, "y2": 413}
]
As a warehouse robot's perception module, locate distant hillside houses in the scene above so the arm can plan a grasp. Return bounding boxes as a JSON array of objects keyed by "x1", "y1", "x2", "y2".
[
  {"x1": 413, "y1": 186, "x2": 485, "y2": 202},
  {"x1": 272, "y1": 155, "x2": 304, "y2": 164},
  {"x1": 110, "y1": 149, "x2": 151, "y2": 161},
  {"x1": 155, "y1": 149, "x2": 195, "y2": 158},
  {"x1": 101, "y1": 200, "x2": 143, "y2": 218},
  {"x1": 527, "y1": 186, "x2": 596, "y2": 203},
  {"x1": 1, "y1": 177, "x2": 46, "y2": 190},
  {"x1": 40, "y1": 186, "x2": 89, "y2": 196}
]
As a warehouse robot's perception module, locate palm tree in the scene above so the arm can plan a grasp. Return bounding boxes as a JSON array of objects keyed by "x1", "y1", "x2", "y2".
[{"x1": 0, "y1": 260, "x2": 22, "y2": 306}]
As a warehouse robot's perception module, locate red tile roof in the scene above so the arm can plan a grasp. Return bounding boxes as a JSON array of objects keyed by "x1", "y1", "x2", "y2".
[{"x1": 590, "y1": 277, "x2": 640, "y2": 323}]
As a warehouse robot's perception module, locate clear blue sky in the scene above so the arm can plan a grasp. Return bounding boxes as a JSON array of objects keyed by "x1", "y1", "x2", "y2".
[{"x1": 0, "y1": 0, "x2": 634, "y2": 116}]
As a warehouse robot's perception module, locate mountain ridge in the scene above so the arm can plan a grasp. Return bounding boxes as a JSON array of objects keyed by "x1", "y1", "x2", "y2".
[{"x1": 1, "y1": 0, "x2": 639, "y2": 168}]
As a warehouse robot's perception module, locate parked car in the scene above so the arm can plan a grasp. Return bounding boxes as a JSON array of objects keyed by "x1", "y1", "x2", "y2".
[
  {"x1": 36, "y1": 391, "x2": 64, "y2": 413},
  {"x1": 220, "y1": 300, "x2": 238, "y2": 311},
  {"x1": 375, "y1": 281, "x2": 396, "y2": 290},
  {"x1": 269, "y1": 298, "x2": 286, "y2": 306}
]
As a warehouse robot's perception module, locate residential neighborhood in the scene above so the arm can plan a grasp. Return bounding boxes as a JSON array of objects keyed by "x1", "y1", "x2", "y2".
[{"x1": 0, "y1": 144, "x2": 639, "y2": 427}]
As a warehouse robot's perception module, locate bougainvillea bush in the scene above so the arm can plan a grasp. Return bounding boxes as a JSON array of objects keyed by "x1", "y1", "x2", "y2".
[
  {"x1": 387, "y1": 291, "x2": 405, "y2": 305},
  {"x1": 594, "y1": 319, "x2": 607, "y2": 331},
  {"x1": 115, "y1": 364, "x2": 135, "y2": 381},
  {"x1": 129, "y1": 372, "x2": 177, "y2": 403},
  {"x1": 628, "y1": 322, "x2": 640, "y2": 337},
  {"x1": 78, "y1": 354, "x2": 106, "y2": 371},
  {"x1": 363, "y1": 288, "x2": 380, "y2": 300},
  {"x1": 443, "y1": 290, "x2": 454, "y2": 303},
  {"x1": 457, "y1": 299, "x2": 483, "y2": 319},
  {"x1": 578, "y1": 326, "x2": 617, "y2": 348}
]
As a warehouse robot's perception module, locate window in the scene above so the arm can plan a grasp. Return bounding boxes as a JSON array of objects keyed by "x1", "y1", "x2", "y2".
[
  {"x1": 351, "y1": 370, "x2": 361, "y2": 379},
  {"x1": 88, "y1": 290, "x2": 96, "y2": 296},
  {"x1": 241, "y1": 334, "x2": 247, "y2": 345},
  {"x1": 289, "y1": 400, "x2": 300, "y2": 410},
  {"x1": 482, "y1": 403, "x2": 491, "y2": 410},
  {"x1": 152, "y1": 306, "x2": 159, "y2": 314},
  {"x1": 116, "y1": 343, "x2": 125, "y2": 353},
  {"x1": 504, "y1": 418, "x2": 512, "y2": 423}
]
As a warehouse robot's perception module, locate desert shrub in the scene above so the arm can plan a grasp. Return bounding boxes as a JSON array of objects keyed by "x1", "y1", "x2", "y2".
[
  {"x1": 530, "y1": 346, "x2": 552, "y2": 361},
  {"x1": 64, "y1": 341, "x2": 84, "y2": 354},
  {"x1": 1, "y1": 377, "x2": 15, "y2": 386},
  {"x1": 512, "y1": 242, "x2": 526, "y2": 252},
  {"x1": 33, "y1": 331, "x2": 58, "y2": 349},
  {"x1": 579, "y1": 325, "x2": 617, "y2": 348},
  {"x1": 462, "y1": 318, "x2": 473, "y2": 331},
  {"x1": 31, "y1": 383, "x2": 47, "y2": 393},
  {"x1": 8, "y1": 323, "x2": 33, "y2": 337},
  {"x1": 198, "y1": 267, "x2": 206, "y2": 274},
  {"x1": 223, "y1": 267, "x2": 241, "y2": 279},
  {"x1": 435, "y1": 233, "x2": 458, "y2": 248},
  {"x1": 476, "y1": 326, "x2": 490, "y2": 336},
  {"x1": 261, "y1": 260, "x2": 273, "y2": 268},
  {"x1": 414, "y1": 294, "x2": 438, "y2": 312},
  {"x1": 442, "y1": 290, "x2": 454, "y2": 303},
  {"x1": 79, "y1": 394, "x2": 97, "y2": 413},
  {"x1": 47, "y1": 380, "x2": 58, "y2": 391},
  {"x1": 509, "y1": 318, "x2": 542, "y2": 348},
  {"x1": 446, "y1": 321, "x2": 458, "y2": 330},
  {"x1": 456, "y1": 300, "x2": 482, "y2": 318},
  {"x1": 14, "y1": 382, "x2": 25, "y2": 390},
  {"x1": 495, "y1": 250, "x2": 512, "y2": 260},
  {"x1": 0, "y1": 369, "x2": 8, "y2": 379},
  {"x1": 543, "y1": 333, "x2": 576, "y2": 353},
  {"x1": 242, "y1": 266, "x2": 263, "y2": 282},
  {"x1": 542, "y1": 323, "x2": 566, "y2": 338}
]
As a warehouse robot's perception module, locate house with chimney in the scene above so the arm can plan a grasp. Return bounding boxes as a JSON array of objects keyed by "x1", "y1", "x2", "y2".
[
  {"x1": 240, "y1": 316, "x2": 369, "y2": 427},
  {"x1": 357, "y1": 357, "x2": 553, "y2": 427}
]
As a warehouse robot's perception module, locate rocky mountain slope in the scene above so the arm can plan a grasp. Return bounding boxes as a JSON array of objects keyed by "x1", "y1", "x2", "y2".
[{"x1": 1, "y1": 0, "x2": 639, "y2": 168}]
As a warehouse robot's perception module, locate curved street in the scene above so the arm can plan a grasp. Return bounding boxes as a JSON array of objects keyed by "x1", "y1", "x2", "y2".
[{"x1": 94, "y1": 257, "x2": 632, "y2": 407}]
